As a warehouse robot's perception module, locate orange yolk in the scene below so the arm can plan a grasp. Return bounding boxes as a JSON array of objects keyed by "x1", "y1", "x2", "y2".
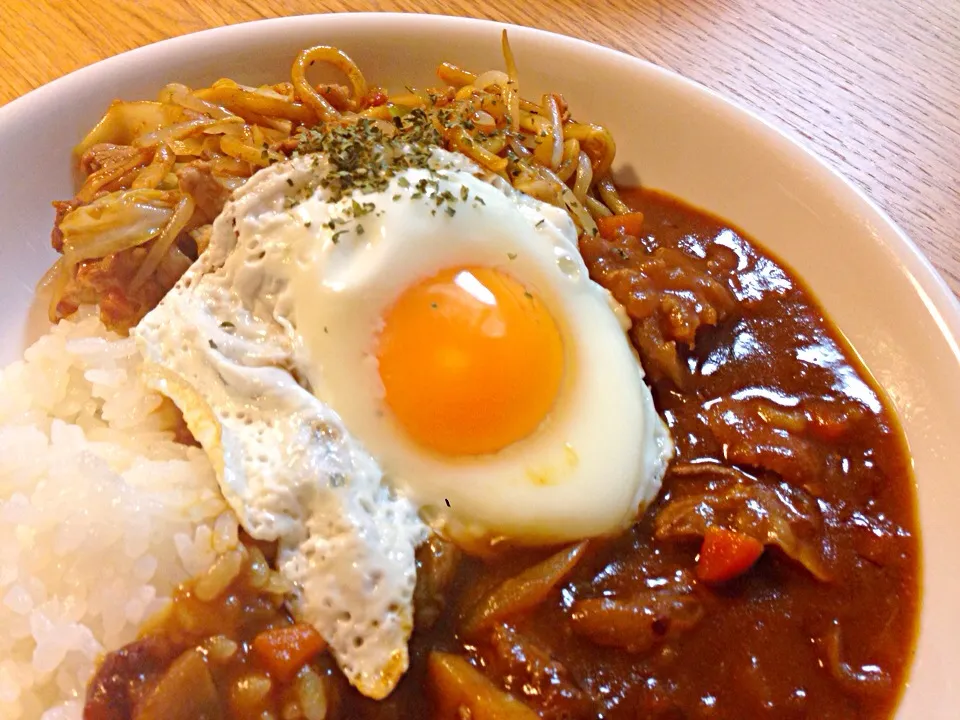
[{"x1": 377, "y1": 266, "x2": 564, "y2": 456}]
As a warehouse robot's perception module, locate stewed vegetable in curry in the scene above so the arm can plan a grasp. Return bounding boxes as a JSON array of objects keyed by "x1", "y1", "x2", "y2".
[
  {"x1": 81, "y1": 188, "x2": 918, "y2": 720},
  {"x1": 41, "y1": 38, "x2": 916, "y2": 720}
]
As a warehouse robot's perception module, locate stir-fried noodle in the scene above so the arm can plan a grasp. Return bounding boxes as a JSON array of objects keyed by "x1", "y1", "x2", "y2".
[{"x1": 46, "y1": 32, "x2": 632, "y2": 330}]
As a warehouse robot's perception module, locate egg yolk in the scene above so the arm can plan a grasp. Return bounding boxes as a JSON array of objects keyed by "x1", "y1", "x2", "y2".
[{"x1": 377, "y1": 266, "x2": 564, "y2": 456}]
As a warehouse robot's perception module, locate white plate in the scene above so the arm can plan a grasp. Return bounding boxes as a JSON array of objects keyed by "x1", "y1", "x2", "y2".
[{"x1": 0, "y1": 13, "x2": 956, "y2": 718}]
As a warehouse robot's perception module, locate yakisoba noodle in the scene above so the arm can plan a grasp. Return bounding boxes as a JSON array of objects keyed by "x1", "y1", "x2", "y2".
[{"x1": 46, "y1": 32, "x2": 628, "y2": 329}]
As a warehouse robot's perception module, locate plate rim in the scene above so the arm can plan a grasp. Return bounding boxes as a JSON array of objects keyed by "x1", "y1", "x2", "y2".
[{"x1": 1, "y1": 10, "x2": 956, "y2": 715}]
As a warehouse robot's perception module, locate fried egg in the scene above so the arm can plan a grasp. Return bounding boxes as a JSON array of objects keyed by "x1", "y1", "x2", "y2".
[
  {"x1": 288, "y1": 152, "x2": 672, "y2": 544},
  {"x1": 134, "y1": 147, "x2": 671, "y2": 698}
]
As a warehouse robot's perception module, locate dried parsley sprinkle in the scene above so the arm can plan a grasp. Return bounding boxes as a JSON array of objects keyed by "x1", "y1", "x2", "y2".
[
  {"x1": 507, "y1": 252, "x2": 517, "y2": 260},
  {"x1": 524, "y1": 291, "x2": 534, "y2": 299},
  {"x1": 284, "y1": 105, "x2": 510, "y2": 236},
  {"x1": 536, "y1": 219, "x2": 545, "y2": 228},
  {"x1": 286, "y1": 178, "x2": 295, "y2": 187},
  {"x1": 294, "y1": 115, "x2": 442, "y2": 204},
  {"x1": 331, "y1": 230, "x2": 346, "y2": 244}
]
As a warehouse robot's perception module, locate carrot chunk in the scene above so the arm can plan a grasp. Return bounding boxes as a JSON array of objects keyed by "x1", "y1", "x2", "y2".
[
  {"x1": 696, "y1": 527, "x2": 764, "y2": 584},
  {"x1": 596, "y1": 211, "x2": 644, "y2": 240},
  {"x1": 252, "y1": 623, "x2": 326, "y2": 682}
]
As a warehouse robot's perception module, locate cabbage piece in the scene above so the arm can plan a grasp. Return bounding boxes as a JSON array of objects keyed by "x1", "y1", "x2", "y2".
[
  {"x1": 75, "y1": 101, "x2": 190, "y2": 157},
  {"x1": 59, "y1": 189, "x2": 177, "y2": 267}
]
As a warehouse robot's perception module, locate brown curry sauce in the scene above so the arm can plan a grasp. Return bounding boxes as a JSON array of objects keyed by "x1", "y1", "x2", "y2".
[{"x1": 84, "y1": 188, "x2": 919, "y2": 720}]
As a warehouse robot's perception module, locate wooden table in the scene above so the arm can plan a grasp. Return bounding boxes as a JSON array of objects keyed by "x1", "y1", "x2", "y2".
[{"x1": 2, "y1": 0, "x2": 958, "y2": 293}]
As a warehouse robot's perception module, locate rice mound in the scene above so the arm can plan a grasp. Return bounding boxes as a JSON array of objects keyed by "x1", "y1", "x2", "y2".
[{"x1": 0, "y1": 309, "x2": 236, "y2": 719}]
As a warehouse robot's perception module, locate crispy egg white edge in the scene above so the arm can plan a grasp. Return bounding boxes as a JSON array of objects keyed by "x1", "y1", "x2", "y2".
[{"x1": 134, "y1": 158, "x2": 428, "y2": 699}]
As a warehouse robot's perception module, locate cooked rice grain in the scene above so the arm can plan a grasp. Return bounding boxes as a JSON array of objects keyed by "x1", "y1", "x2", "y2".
[{"x1": 0, "y1": 309, "x2": 236, "y2": 719}]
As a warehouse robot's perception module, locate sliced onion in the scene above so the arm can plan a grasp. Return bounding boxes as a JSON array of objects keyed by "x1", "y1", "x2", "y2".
[
  {"x1": 132, "y1": 143, "x2": 176, "y2": 190},
  {"x1": 134, "y1": 117, "x2": 220, "y2": 148},
  {"x1": 168, "y1": 137, "x2": 206, "y2": 157},
  {"x1": 473, "y1": 70, "x2": 509, "y2": 91},
  {"x1": 233, "y1": 82, "x2": 292, "y2": 101},
  {"x1": 462, "y1": 542, "x2": 588, "y2": 636},
  {"x1": 201, "y1": 118, "x2": 247, "y2": 137},
  {"x1": 164, "y1": 82, "x2": 236, "y2": 120},
  {"x1": 220, "y1": 135, "x2": 270, "y2": 168},
  {"x1": 473, "y1": 110, "x2": 497, "y2": 131}
]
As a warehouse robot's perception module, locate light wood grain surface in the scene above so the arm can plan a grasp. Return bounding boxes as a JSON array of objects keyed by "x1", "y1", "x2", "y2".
[{"x1": 2, "y1": 0, "x2": 958, "y2": 293}]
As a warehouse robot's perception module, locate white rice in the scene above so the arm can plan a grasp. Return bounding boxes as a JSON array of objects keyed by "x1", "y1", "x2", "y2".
[{"x1": 0, "y1": 309, "x2": 236, "y2": 719}]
